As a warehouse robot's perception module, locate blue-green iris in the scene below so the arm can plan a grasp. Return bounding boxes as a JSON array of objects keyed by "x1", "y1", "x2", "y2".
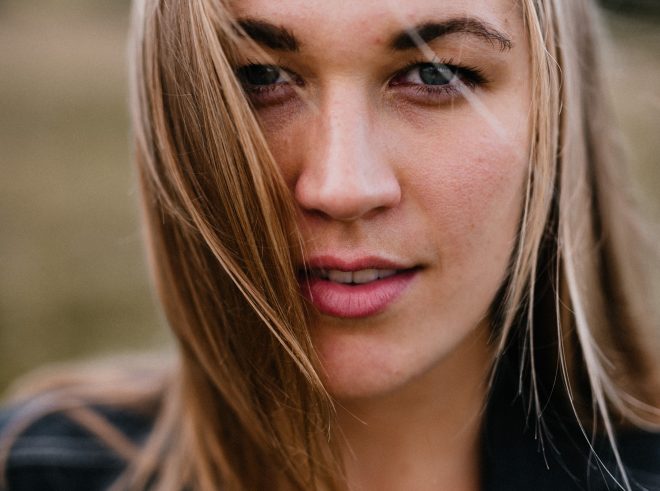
[{"x1": 419, "y1": 63, "x2": 455, "y2": 85}]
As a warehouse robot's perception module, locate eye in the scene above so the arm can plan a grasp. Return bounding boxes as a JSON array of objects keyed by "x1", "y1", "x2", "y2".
[
  {"x1": 389, "y1": 61, "x2": 487, "y2": 103},
  {"x1": 236, "y1": 64, "x2": 285, "y2": 86},
  {"x1": 235, "y1": 63, "x2": 301, "y2": 107},
  {"x1": 408, "y1": 63, "x2": 457, "y2": 85}
]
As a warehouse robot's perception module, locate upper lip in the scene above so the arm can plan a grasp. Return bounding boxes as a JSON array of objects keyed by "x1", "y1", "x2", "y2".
[{"x1": 302, "y1": 254, "x2": 417, "y2": 273}]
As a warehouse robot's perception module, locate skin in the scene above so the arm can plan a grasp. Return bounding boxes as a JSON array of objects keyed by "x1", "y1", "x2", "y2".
[{"x1": 230, "y1": 0, "x2": 531, "y2": 488}]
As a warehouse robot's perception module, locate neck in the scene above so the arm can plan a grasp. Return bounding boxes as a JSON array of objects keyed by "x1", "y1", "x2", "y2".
[{"x1": 336, "y1": 325, "x2": 491, "y2": 491}]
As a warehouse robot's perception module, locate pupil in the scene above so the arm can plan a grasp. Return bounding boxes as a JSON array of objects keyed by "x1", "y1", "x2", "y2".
[
  {"x1": 419, "y1": 64, "x2": 455, "y2": 85},
  {"x1": 238, "y1": 65, "x2": 280, "y2": 85}
]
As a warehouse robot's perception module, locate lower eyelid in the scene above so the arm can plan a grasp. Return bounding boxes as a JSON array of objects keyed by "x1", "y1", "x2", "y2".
[
  {"x1": 400, "y1": 84, "x2": 462, "y2": 99},
  {"x1": 387, "y1": 78, "x2": 482, "y2": 107},
  {"x1": 244, "y1": 83, "x2": 299, "y2": 107}
]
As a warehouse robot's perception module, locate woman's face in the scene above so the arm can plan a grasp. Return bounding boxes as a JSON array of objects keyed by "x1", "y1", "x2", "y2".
[{"x1": 231, "y1": 0, "x2": 531, "y2": 400}]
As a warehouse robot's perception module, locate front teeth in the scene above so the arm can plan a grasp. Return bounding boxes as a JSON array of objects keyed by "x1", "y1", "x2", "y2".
[
  {"x1": 328, "y1": 270, "x2": 353, "y2": 283},
  {"x1": 320, "y1": 268, "x2": 399, "y2": 284},
  {"x1": 352, "y1": 269, "x2": 379, "y2": 284}
]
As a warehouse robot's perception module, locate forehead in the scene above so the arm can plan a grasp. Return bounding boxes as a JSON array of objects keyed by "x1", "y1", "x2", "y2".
[{"x1": 229, "y1": 0, "x2": 523, "y2": 50}]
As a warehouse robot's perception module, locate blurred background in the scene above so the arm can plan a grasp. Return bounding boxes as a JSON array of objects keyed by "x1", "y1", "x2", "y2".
[{"x1": 1, "y1": 1, "x2": 659, "y2": 394}]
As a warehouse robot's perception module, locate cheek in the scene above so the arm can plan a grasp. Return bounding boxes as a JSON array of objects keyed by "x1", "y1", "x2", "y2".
[
  {"x1": 391, "y1": 110, "x2": 529, "y2": 269},
  {"x1": 254, "y1": 108, "x2": 310, "y2": 185}
]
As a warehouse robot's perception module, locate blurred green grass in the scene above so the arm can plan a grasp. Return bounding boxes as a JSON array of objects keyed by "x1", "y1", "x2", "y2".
[{"x1": 0, "y1": 2, "x2": 659, "y2": 394}]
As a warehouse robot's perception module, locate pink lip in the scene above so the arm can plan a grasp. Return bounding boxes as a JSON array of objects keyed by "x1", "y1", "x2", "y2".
[{"x1": 299, "y1": 255, "x2": 419, "y2": 319}]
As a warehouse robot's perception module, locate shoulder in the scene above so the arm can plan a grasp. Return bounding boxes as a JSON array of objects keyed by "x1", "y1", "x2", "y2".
[{"x1": 0, "y1": 402, "x2": 154, "y2": 491}]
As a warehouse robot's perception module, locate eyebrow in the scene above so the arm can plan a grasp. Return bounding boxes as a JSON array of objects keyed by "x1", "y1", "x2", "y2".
[
  {"x1": 236, "y1": 19, "x2": 300, "y2": 52},
  {"x1": 390, "y1": 19, "x2": 513, "y2": 52},
  {"x1": 235, "y1": 16, "x2": 513, "y2": 54}
]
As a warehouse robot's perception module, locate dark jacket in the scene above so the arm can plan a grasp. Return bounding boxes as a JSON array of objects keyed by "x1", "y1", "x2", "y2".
[{"x1": 2, "y1": 365, "x2": 659, "y2": 491}]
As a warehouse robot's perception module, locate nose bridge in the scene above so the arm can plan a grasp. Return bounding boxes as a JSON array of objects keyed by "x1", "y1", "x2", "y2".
[
  {"x1": 317, "y1": 88, "x2": 372, "y2": 189},
  {"x1": 295, "y1": 83, "x2": 401, "y2": 221}
]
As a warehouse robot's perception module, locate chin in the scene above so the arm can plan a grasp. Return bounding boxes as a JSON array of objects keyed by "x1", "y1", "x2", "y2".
[
  {"x1": 312, "y1": 322, "x2": 443, "y2": 402},
  {"x1": 311, "y1": 327, "x2": 400, "y2": 400},
  {"x1": 310, "y1": 313, "x2": 492, "y2": 402}
]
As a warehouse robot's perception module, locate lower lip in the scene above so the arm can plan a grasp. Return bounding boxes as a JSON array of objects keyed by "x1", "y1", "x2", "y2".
[{"x1": 299, "y1": 270, "x2": 418, "y2": 319}]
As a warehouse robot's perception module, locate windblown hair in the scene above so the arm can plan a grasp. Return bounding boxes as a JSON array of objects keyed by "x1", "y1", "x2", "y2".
[{"x1": 1, "y1": 0, "x2": 658, "y2": 490}]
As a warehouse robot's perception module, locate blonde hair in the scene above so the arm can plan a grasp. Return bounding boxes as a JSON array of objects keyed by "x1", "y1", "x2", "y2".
[{"x1": 1, "y1": 0, "x2": 658, "y2": 490}]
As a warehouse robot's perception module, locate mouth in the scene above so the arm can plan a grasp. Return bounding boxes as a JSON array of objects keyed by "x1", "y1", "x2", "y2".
[
  {"x1": 301, "y1": 267, "x2": 402, "y2": 284},
  {"x1": 298, "y1": 256, "x2": 421, "y2": 319}
]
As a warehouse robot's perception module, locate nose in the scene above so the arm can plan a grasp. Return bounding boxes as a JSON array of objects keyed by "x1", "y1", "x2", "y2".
[{"x1": 293, "y1": 89, "x2": 401, "y2": 222}]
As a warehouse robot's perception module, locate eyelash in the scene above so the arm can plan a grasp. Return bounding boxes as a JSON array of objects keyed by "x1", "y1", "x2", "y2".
[
  {"x1": 235, "y1": 57, "x2": 488, "y2": 107},
  {"x1": 390, "y1": 58, "x2": 488, "y2": 101}
]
